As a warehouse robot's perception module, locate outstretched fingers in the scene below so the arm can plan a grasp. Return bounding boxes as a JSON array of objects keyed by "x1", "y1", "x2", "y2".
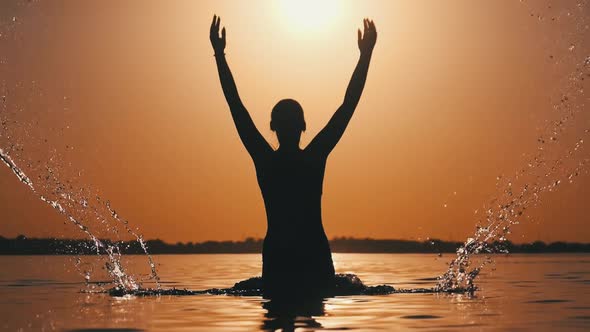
[
  {"x1": 357, "y1": 18, "x2": 377, "y2": 53},
  {"x1": 211, "y1": 15, "x2": 221, "y2": 34},
  {"x1": 210, "y1": 15, "x2": 217, "y2": 34},
  {"x1": 363, "y1": 18, "x2": 376, "y2": 40},
  {"x1": 210, "y1": 14, "x2": 225, "y2": 43},
  {"x1": 211, "y1": 15, "x2": 222, "y2": 41}
]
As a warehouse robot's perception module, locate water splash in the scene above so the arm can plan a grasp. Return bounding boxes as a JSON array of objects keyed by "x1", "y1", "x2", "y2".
[
  {"x1": 0, "y1": 148, "x2": 34, "y2": 189},
  {"x1": 436, "y1": 1, "x2": 590, "y2": 292},
  {"x1": 0, "y1": 147, "x2": 159, "y2": 291},
  {"x1": 436, "y1": 142, "x2": 588, "y2": 292}
]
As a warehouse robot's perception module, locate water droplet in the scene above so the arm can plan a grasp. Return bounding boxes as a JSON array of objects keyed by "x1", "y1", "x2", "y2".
[{"x1": 568, "y1": 44, "x2": 575, "y2": 51}]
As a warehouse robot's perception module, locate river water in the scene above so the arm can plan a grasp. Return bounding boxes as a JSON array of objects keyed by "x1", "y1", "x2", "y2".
[{"x1": 0, "y1": 253, "x2": 588, "y2": 331}]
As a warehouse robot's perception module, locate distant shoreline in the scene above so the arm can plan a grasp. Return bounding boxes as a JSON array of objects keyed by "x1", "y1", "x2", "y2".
[{"x1": 1, "y1": 235, "x2": 589, "y2": 255}]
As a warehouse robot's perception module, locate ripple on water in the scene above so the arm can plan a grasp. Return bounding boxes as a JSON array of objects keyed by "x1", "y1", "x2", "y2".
[
  {"x1": 509, "y1": 280, "x2": 539, "y2": 288},
  {"x1": 475, "y1": 313, "x2": 501, "y2": 317},
  {"x1": 525, "y1": 299, "x2": 573, "y2": 304},
  {"x1": 434, "y1": 324, "x2": 486, "y2": 329},
  {"x1": 570, "y1": 316, "x2": 590, "y2": 320},
  {"x1": 400, "y1": 315, "x2": 442, "y2": 319},
  {"x1": 414, "y1": 277, "x2": 439, "y2": 281},
  {"x1": 66, "y1": 329, "x2": 145, "y2": 332}
]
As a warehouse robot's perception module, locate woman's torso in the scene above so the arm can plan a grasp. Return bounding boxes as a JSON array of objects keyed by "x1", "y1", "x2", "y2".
[
  {"x1": 254, "y1": 148, "x2": 328, "y2": 242},
  {"x1": 254, "y1": 148, "x2": 335, "y2": 297}
]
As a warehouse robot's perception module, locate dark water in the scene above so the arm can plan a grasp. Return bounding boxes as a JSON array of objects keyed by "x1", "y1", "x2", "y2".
[{"x1": 0, "y1": 253, "x2": 589, "y2": 331}]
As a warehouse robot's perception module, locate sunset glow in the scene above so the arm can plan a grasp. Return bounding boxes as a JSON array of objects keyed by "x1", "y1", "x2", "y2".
[
  {"x1": 276, "y1": 0, "x2": 343, "y2": 32},
  {"x1": 0, "y1": 0, "x2": 589, "y2": 244}
]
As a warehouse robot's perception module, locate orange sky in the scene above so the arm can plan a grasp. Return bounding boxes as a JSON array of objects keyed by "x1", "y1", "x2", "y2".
[{"x1": 0, "y1": 0, "x2": 589, "y2": 243}]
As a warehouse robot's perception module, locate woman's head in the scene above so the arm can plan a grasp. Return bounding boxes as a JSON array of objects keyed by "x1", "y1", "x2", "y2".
[{"x1": 271, "y1": 99, "x2": 306, "y2": 147}]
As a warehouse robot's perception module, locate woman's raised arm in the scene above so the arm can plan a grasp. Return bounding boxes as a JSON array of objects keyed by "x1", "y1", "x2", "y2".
[
  {"x1": 306, "y1": 19, "x2": 377, "y2": 158},
  {"x1": 210, "y1": 15, "x2": 272, "y2": 160}
]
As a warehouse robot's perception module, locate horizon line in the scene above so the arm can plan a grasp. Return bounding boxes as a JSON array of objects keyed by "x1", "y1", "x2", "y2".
[{"x1": 2, "y1": 234, "x2": 590, "y2": 245}]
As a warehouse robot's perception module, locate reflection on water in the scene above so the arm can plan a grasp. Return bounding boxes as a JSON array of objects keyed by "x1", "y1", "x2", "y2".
[
  {"x1": 0, "y1": 254, "x2": 588, "y2": 331},
  {"x1": 262, "y1": 298, "x2": 326, "y2": 331}
]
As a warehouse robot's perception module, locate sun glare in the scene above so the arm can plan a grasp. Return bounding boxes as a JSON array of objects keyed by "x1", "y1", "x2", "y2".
[{"x1": 277, "y1": 0, "x2": 342, "y2": 32}]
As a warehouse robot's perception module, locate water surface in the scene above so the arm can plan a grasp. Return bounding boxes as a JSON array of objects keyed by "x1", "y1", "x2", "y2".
[{"x1": 0, "y1": 253, "x2": 589, "y2": 331}]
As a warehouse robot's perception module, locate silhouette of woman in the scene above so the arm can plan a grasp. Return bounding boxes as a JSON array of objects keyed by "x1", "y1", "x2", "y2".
[{"x1": 210, "y1": 15, "x2": 377, "y2": 299}]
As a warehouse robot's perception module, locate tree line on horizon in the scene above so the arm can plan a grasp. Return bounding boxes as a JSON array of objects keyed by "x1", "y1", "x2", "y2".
[{"x1": 1, "y1": 235, "x2": 589, "y2": 255}]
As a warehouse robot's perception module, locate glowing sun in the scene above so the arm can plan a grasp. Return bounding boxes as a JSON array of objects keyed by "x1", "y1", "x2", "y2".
[{"x1": 276, "y1": 0, "x2": 343, "y2": 31}]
